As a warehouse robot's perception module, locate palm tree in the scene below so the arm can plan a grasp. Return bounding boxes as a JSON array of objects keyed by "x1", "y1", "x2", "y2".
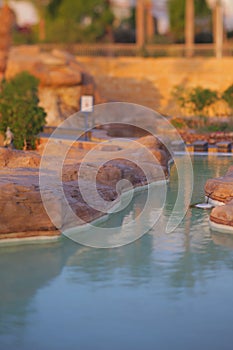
[
  {"x1": 31, "y1": 0, "x2": 50, "y2": 41},
  {"x1": 213, "y1": 0, "x2": 223, "y2": 58},
  {"x1": 206, "y1": 0, "x2": 224, "y2": 58},
  {"x1": 185, "y1": 0, "x2": 194, "y2": 57},
  {"x1": 136, "y1": 0, "x2": 145, "y2": 47}
]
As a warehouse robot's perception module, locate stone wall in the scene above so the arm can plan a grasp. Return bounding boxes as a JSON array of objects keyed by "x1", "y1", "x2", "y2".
[{"x1": 77, "y1": 56, "x2": 233, "y2": 116}]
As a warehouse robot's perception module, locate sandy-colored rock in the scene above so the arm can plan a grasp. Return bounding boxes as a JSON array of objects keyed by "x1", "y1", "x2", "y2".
[
  {"x1": 96, "y1": 159, "x2": 147, "y2": 188},
  {"x1": 6, "y1": 47, "x2": 82, "y2": 86},
  {"x1": 206, "y1": 166, "x2": 233, "y2": 229},
  {"x1": 0, "y1": 60, "x2": 6, "y2": 73},
  {"x1": 210, "y1": 201, "x2": 233, "y2": 226},
  {"x1": 0, "y1": 134, "x2": 4, "y2": 147},
  {"x1": 0, "y1": 4, "x2": 15, "y2": 76},
  {"x1": 5, "y1": 46, "x2": 104, "y2": 125},
  {"x1": 135, "y1": 136, "x2": 170, "y2": 171},
  {"x1": 205, "y1": 167, "x2": 233, "y2": 203},
  {"x1": 137, "y1": 135, "x2": 163, "y2": 149},
  {"x1": 62, "y1": 164, "x2": 79, "y2": 182},
  {"x1": 38, "y1": 85, "x2": 83, "y2": 125},
  {"x1": 0, "y1": 148, "x2": 41, "y2": 168},
  {"x1": 96, "y1": 163, "x2": 122, "y2": 186},
  {"x1": 0, "y1": 135, "x2": 170, "y2": 240},
  {"x1": 0, "y1": 171, "x2": 56, "y2": 235}
]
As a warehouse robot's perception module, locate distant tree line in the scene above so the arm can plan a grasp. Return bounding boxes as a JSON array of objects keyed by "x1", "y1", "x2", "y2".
[
  {"x1": 42, "y1": 0, "x2": 114, "y2": 43},
  {"x1": 11, "y1": 0, "x2": 232, "y2": 45},
  {"x1": 168, "y1": 0, "x2": 212, "y2": 43}
]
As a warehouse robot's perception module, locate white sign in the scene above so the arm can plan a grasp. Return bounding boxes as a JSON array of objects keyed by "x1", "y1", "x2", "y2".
[{"x1": 80, "y1": 95, "x2": 94, "y2": 112}]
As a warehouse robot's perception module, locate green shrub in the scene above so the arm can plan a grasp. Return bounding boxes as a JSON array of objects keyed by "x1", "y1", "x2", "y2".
[
  {"x1": 188, "y1": 87, "x2": 218, "y2": 115},
  {"x1": 173, "y1": 83, "x2": 233, "y2": 118},
  {"x1": 172, "y1": 85, "x2": 187, "y2": 109},
  {"x1": 173, "y1": 85, "x2": 218, "y2": 116},
  {"x1": 170, "y1": 117, "x2": 187, "y2": 129},
  {"x1": 45, "y1": 0, "x2": 114, "y2": 43},
  {"x1": 222, "y1": 84, "x2": 233, "y2": 110},
  {"x1": 0, "y1": 71, "x2": 46, "y2": 150},
  {"x1": 200, "y1": 122, "x2": 230, "y2": 133}
]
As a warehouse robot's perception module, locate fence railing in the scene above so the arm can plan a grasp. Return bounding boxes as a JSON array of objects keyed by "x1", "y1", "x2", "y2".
[{"x1": 39, "y1": 42, "x2": 233, "y2": 58}]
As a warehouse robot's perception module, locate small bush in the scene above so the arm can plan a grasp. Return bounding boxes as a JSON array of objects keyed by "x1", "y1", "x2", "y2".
[
  {"x1": 173, "y1": 83, "x2": 233, "y2": 119},
  {"x1": 188, "y1": 87, "x2": 218, "y2": 115},
  {"x1": 172, "y1": 85, "x2": 187, "y2": 109},
  {"x1": 200, "y1": 122, "x2": 230, "y2": 133},
  {"x1": 0, "y1": 71, "x2": 46, "y2": 150},
  {"x1": 170, "y1": 117, "x2": 187, "y2": 129},
  {"x1": 172, "y1": 85, "x2": 218, "y2": 117},
  {"x1": 222, "y1": 84, "x2": 233, "y2": 110}
]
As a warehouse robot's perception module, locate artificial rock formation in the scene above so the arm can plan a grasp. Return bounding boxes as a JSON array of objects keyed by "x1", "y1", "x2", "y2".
[
  {"x1": 5, "y1": 46, "x2": 103, "y2": 125},
  {"x1": 205, "y1": 166, "x2": 233, "y2": 231},
  {"x1": 0, "y1": 135, "x2": 170, "y2": 241},
  {"x1": 210, "y1": 202, "x2": 233, "y2": 228},
  {"x1": 205, "y1": 166, "x2": 233, "y2": 204},
  {"x1": 0, "y1": 4, "x2": 15, "y2": 80}
]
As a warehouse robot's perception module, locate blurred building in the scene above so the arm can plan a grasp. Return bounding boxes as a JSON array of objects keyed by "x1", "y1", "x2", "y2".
[
  {"x1": 202, "y1": 0, "x2": 233, "y2": 31},
  {"x1": 111, "y1": 0, "x2": 133, "y2": 21},
  {"x1": 0, "y1": 0, "x2": 39, "y2": 29},
  {"x1": 111, "y1": 0, "x2": 168, "y2": 34}
]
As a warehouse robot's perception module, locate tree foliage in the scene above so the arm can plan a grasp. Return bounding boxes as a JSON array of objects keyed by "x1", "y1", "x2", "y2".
[
  {"x1": 222, "y1": 84, "x2": 233, "y2": 110},
  {"x1": 45, "y1": 0, "x2": 114, "y2": 43},
  {"x1": 168, "y1": 0, "x2": 211, "y2": 42},
  {"x1": 0, "y1": 72, "x2": 46, "y2": 150},
  {"x1": 168, "y1": 0, "x2": 185, "y2": 42}
]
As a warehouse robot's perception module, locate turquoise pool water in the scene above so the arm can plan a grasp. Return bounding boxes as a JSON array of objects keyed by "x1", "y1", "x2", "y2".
[{"x1": 1, "y1": 155, "x2": 233, "y2": 350}]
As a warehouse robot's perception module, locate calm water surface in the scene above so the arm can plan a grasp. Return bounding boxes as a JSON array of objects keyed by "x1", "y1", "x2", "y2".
[{"x1": 1, "y1": 155, "x2": 233, "y2": 350}]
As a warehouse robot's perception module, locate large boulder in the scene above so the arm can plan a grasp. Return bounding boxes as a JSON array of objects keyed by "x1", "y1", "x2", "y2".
[
  {"x1": 205, "y1": 166, "x2": 233, "y2": 231},
  {"x1": 5, "y1": 46, "x2": 104, "y2": 126},
  {"x1": 210, "y1": 201, "x2": 233, "y2": 227},
  {"x1": 205, "y1": 166, "x2": 233, "y2": 203},
  {"x1": 0, "y1": 135, "x2": 170, "y2": 241},
  {"x1": 6, "y1": 47, "x2": 82, "y2": 86},
  {"x1": 0, "y1": 170, "x2": 57, "y2": 238}
]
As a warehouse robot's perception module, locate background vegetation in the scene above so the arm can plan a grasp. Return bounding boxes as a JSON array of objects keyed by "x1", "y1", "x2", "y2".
[
  {"x1": 168, "y1": 0, "x2": 212, "y2": 43},
  {"x1": 172, "y1": 83, "x2": 233, "y2": 130},
  {"x1": 45, "y1": 0, "x2": 114, "y2": 43},
  {"x1": 11, "y1": 0, "x2": 230, "y2": 45}
]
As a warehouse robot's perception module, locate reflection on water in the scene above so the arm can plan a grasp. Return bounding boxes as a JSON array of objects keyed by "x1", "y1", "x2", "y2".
[{"x1": 1, "y1": 155, "x2": 233, "y2": 350}]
